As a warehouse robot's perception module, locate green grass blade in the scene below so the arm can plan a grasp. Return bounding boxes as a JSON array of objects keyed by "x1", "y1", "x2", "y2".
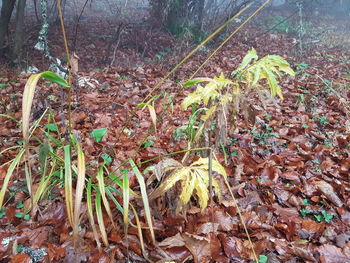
[
  {"x1": 32, "y1": 159, "x2": 56, "y2": 208},
  {"x1": 96, "y1": 166, "x2": 115, "y2": 228},
  {"x1": 129, "y1": 159, "x2": 155, "y2": 244},
  {"x1": 63, "y1": 145, "x2": 73, "y2": 227},
  {"x1": 0, "y1": 149, "x2": 25, "y2": 209},
  {"x1": 105, "y1": 186, "x2": 123, "y2": 214},
  {"x1": 123, "y1": 174, "x2": 129, "y2": 236}
]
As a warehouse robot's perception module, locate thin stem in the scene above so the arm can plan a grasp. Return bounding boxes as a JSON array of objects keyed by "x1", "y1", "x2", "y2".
[{"x1": 57, "y1": 0, "x2": 72, "y2": 134}]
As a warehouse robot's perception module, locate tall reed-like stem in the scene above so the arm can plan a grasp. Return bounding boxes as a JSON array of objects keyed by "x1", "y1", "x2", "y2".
[{"x1": 57, "y1": 0, "x2": 72, "y2": 134}]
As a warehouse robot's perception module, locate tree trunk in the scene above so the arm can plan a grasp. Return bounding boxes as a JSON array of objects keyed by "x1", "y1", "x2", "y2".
[
  {"x1": 0, "y1": 0, "x2": 16, "y2": 51},
  {"x1": 12, "y1": 0, "x2": 27, "y2": 62}
]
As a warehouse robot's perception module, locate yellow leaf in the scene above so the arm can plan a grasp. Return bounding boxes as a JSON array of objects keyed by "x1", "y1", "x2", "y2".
[
  {"x1": 237, "y1": 48, "x2": 258, "y2": 71},
  {"x1": 214, "y1": 72, "x2": 233, "y2": 88},
  {"x1": 200, "y1": 84, "x2": 220, "y2": 106},
  {"x1": 181, "y1": 89, "x2": 202, "y2": 109},
  {"x1": 147, "y1": 104, "x2": 157, "y2": 133},
  {"x1": 149, "y1": 157, "x2": 227, "y2": 213},
  {"x1": 200, "y1": 106, "x2": 216, "y2": 121},
  {"x1": 180, "y1": 171, "x2": 196, "y2": 204},
  {"x1": 193, "y1": 172, "x2": 209, "y2": 212}
]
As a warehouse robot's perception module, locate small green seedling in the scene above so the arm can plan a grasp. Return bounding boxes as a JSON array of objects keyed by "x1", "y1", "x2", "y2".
[
  {"x1": 256, "y1": 255, "x2": 268, "y2": 263},
  {"x1": 301, "y1": 199, "x2": 310, "y2": 205},
  {"x1": 91, "y1": 128, "x2": 108, "y2": 142},
  {"x1": 116, "y1": 75, "x2": 129, "y2": 80},
  {"x1": 314, "y1": 210, "x2": 333, "y2": 223},
  {"x1": 299, "y1": 209, "x2": 311, "y2": 217},
  {"x1": 318, "y1": 116, "x2": 329, "y2": 125},
  {"x1": 101, "y1": 154, "x2": 113, "y2": 166},
  {"x1": 44, "y1": 123, "x2": 58, "y2": 132},
  {"x1": 142, "y1": 140, "x2": 154, "y2": 148},
  {"x1": 0, "y1": 207, "x2": 5, "y2": 218},
  {"x1": 16, "y1": 201, "x2": 24, "y2": 209},
  {"x1": 15, "y1": 212, "x2": 30, "y2": 221},
  {"x1": 296, "y1": 63, "x2": 309, "y2": 75}
]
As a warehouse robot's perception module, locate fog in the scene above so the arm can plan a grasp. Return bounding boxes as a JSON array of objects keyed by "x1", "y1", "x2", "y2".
[{"x1": 0, "y1": 0, "x2": 349, "y2": 70}]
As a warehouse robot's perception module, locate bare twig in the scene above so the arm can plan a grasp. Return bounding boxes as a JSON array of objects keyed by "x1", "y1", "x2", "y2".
[{"x1": 72, "y1": 0, "x2": 89, "y2": 52}]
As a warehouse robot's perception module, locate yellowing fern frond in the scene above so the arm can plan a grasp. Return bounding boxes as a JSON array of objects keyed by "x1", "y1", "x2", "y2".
[
  {"x1": 238, "y1": 48, "x2": 295, "y2": 99},
  {"x1": 149, "y1": 157, "x2": 227, "y2": 212}
]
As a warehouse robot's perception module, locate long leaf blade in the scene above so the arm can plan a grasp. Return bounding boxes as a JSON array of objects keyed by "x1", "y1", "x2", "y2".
[
  {"x1": 129, "y1": 159, "x2": 155, "y2": 244},
  {"x1": 0, "y1": 150, "x2": 25, "y2": 209}
]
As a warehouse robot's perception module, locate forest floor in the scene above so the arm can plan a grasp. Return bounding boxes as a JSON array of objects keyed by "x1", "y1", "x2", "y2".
[{"x1": 0, "y1": 4, "x2": 350, "y2": 263}]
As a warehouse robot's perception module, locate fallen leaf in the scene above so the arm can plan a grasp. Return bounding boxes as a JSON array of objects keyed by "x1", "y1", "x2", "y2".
[
  {"x1": 317, "y1": 244, "x2": 350, "y2": 263},
  {"x1": 313, "y1": 181, "x2": 343, "y2": 207}
]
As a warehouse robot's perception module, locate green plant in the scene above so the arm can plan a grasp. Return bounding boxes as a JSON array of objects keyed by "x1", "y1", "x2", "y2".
[
  {"x1": 142, "y1": 140, "x2": 155, "y2": 148},
  {"x1": 299, "y1": 200, "x2": 334, "y2": 223},
  {"x1": 15, "y1": 212, "x2": 30, "y2": 221},
  {"x1": 101, "y1": 154, "x2": 113, "y2": 166},
  {"x1": 251, "y1": 126, "x2": 280, "y2": 146},
  {"x1": 91, "y1": 128, "x2": 108, "y2": 142},
  {"x1": 301, "y1": 199, "x2": 310, "y2": 205},
  {"x1": 296, "y1": 93, "x2": 305, "y2": 105},
  {"x1": 1, "y1": 71, "x2": 155, "y2": 252},
  {"x1": 318, "y1": 116, "x2": 329, "y2": 125},
  {"x1": 116, "y1": 75, "x2": 129, "y2": 80},
  {"x1": 256, "y1": 255, "x2": 268, "y2": 263},
  {"x1": 0, "y1": 207, "x2": 5, "y2": 218},
  {"x1": 155, "y1": 50, "x2": 168, "y2": 60},
  {"x1": 179, "y1": 48, "x2": 293, "y2": 160},
  {"x1": 316, "y1": 210, "x2": 333, "y2": 223}
]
